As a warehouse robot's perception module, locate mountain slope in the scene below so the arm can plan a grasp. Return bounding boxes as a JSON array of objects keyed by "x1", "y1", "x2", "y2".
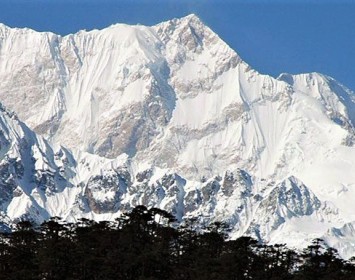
[{"x1": 0, "y1": 15, "x2": 355, "y2": 258}]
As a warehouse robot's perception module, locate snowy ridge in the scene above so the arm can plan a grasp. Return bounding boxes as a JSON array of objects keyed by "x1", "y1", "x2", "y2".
[{"x1": 0, "y1": 15, "x2": 355, "y2": 258}]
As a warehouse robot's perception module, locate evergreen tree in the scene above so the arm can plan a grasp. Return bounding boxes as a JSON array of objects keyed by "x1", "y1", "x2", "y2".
[
  {"x1": 0, "y1": 207, "x2": 353, "y2": 279},
  {"x1": 7, "y1": 221, "x2": 39, "y2": 280}
]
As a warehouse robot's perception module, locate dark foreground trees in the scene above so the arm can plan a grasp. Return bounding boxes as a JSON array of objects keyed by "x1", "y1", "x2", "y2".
[{"x1": 0, "y1": 206, "x2": 354, "y2": 279}]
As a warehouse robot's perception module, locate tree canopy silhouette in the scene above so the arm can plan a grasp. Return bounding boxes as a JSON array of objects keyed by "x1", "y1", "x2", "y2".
[{"x1": 0, "y1": 206, "x2": 354, "y2": 279}]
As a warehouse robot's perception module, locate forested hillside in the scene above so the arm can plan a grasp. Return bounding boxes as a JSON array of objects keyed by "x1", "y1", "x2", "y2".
[{"x1": 0, "y1": 206, "x2": 354, "y2": 280}]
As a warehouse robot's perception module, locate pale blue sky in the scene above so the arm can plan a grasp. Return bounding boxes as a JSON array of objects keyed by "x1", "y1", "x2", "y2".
[{"x1": 0, "y1": 0, "x2": 354, "y2": 90}]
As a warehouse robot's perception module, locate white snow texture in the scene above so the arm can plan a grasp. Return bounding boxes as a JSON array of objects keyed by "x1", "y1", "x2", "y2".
[{"x1": 0, "y1": 15, "x2": 355, "y2": 258}]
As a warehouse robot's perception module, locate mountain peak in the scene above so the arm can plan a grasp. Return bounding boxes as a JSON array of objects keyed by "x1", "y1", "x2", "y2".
[
  {"x1": 179, "y1": 13, "x2": 203, "y2": 24},
  {"x1": 0, "y1": 15, "x2": 355, "y2": 258},
  {"x1": 154, "y1": 13, "x2": 205, "y2": 37}
]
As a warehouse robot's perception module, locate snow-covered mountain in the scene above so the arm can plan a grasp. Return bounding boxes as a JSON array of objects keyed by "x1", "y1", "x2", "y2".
[{"x1": 0, "y1": 14, "x2": 355, "y2": 258}]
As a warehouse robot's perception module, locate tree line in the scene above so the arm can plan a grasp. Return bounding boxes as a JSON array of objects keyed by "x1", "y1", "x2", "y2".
[{"x1": 0, "y1": 205, "x2": 354, "y2": 279}]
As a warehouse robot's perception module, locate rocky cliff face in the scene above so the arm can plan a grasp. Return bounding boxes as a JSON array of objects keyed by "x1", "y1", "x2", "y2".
[{"x1": 0, "y1": 15, "x2": 355, "y2": 258}]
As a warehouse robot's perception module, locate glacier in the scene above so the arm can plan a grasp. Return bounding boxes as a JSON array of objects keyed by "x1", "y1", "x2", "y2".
[{"x1": 0, "y1": 14, "x2": 355, "y2": 258}]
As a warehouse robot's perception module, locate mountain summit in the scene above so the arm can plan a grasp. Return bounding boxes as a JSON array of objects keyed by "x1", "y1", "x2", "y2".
[{"x1": 0, "y1": 15, "x2": 355, "y2": 258}]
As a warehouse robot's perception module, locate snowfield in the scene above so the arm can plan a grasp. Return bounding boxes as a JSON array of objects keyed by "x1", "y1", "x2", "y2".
[{"x1": 0, "y1": 14, "x2": 354, "y2": 258}]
